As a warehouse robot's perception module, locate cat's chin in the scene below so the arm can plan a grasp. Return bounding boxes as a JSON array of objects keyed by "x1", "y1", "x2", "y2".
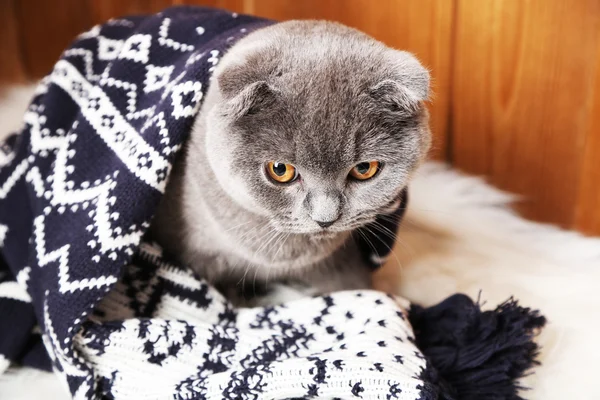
[
  {"x1": 268, "y1": 222, "x2": 348, "y2": 240},
  {"x1": 309, "y1": 231, "x2": 341, "y2": 241},
  {"x1": 270, "y1": 220, "x2": 358, "y2": 236},
  {"x1": 254, "y1": 229, "x2": 352, "y2": 268},
  {"x1": 272, "y1": 226, "x2": 351, "y2": 241}
]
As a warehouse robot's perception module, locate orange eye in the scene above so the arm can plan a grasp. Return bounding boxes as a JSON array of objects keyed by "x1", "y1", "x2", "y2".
[
  {"x1": 266, "y1": 161, "x2": 298, "y2": 183},
  {"x1": 349, "y1": 161, "x2": 380, "y2": 180}
]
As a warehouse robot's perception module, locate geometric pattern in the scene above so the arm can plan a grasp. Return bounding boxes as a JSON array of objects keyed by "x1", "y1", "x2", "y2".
[
  {"x1": 75, "y1": 243, "x2": 431, "y2": 400},
  {"x1": 144, "y1": 65, "x2": 174, "y2": 93},
  {"x1": 97, "y1": 36, "x2": 124, "y2": 61},
  {"x1": 0, "y1": 6, "x2": 273, "y2": 398}
]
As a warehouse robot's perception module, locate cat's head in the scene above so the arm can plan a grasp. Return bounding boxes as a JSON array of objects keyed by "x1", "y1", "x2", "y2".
[{"x1": 203, "y1": 21, "x2": 431, "y2": 236}]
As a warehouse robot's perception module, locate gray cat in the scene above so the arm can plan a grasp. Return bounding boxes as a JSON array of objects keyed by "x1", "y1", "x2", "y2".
[{"x1": 150, "y1": 20, "x2": 431, "y2": 306}]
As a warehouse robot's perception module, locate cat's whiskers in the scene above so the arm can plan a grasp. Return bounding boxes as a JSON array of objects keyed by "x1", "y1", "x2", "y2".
[
  {"x1": 250, "y1": 226, "x2": 283, "y2": 295},
  {"x1": 238, "y1": 224, "x2": 273, "y2": 287},
  {"x1": 230, "y1": 220, "x2": 271, "y2": 285},
  {"x1": 370, "y1": 220, "x2": 399, "y2": 240},
  {"x1": 361, "y1": 224, "x2": 405, "y2": 273},
  {"x1": 266, "y1": 232, "x2": 291, "y2": 286},
  {"x1": 235, "y1": 220, "x2": 270, "y2": 244},
  {"x1": 344, "y1": 213, "x2": 377, "y2": 227},
  {"x1": 343, "y1": 219, "x2": 376, "y2": 231},
  {"x1": 377, "y1": 213, "x2": 440, "y2": 242},
  {"x1": 274, "y1": 222, "x2": 318, "y2": 235},
  {"x1": 236, "y1": 221, "x2": 282, "y2": 292},
  {"x1": 224, "y1": 219, "x2": 254, "y2": 233},
  {"x1": 371, "y1": 220, "x2": 415, "y2": 260},
  {"x1": 356, "y1": 229, "x2": 377, "y2": 261},
  {"x1": 384, "y1": 205, "x2": 454, "y2": 215}
]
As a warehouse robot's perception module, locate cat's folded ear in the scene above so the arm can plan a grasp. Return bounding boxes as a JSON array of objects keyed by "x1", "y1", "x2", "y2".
[
  {"x1": 216, "y1": 62, "x2": 277, "y2": 119},
  {"x1": 219, "y1": 80, "x2": 276, "y2": 119},
  {"x1": 370, "y1": 50, "x2": 430, "y2": 115}
]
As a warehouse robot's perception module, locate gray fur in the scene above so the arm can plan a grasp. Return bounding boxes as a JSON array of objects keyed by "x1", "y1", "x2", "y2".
[{"x1": 150, "y1": 20, "x2": 431, "y2": 305}]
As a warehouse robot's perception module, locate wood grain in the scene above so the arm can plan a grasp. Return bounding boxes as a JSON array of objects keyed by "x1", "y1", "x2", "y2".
[
  {"x1": 88, "y1": 0, "x2": 246, "y2": 25},
  {"x1": 575, "y1": 38, "x2": 600, "y2": 235},
  {"x1": 452, "y1": 0, "x2": 600, "y2": 229},
  {"x1": 180, "y1": 0, "x2": 245, "y2": 11},
  {"x1": 0, "y1": 0, "x2": 27, "y2": 83},
  {"x1": 14, "y1": 0, "x2": 93, "y2": 78},
  {"x1": 242, "y1": 0, "x2": 454, "y2": 160},
  {"x1": 88, "y1": 0, "x2": 173, "y2": 24}
]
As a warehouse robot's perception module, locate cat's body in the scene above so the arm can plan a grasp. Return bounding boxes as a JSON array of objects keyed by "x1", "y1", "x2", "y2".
[{"x1": 151, "y1": 20, "x2": 431, "y2": 305}]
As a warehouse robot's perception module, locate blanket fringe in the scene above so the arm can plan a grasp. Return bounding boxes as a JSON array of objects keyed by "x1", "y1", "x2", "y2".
[{"x1": 409, "y1": 294, "x2": 546, "y2": 400}]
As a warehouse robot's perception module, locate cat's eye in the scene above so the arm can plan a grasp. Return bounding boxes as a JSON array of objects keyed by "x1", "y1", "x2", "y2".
[
  {"x1": 349, "y1": 161, "x2": 381, "y2": 181},
  {"x1": 266, "y1": 161, "x2": 298, "y2": 183}
]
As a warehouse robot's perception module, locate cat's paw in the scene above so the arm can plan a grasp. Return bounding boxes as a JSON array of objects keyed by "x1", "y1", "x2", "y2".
[{"x1": 252, "y1": 282, "x2": 318, "y2": 307}]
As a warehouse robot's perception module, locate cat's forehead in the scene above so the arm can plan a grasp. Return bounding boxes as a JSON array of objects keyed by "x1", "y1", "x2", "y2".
[
  {"x1": 253, "y1": 108, "x2": 391, "y2": 171},
  {"x1": 236, "y1": 78, "x2": 414, "y2": 169}
]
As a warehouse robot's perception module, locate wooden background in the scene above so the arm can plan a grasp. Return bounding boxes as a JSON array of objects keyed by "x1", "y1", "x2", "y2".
[{"x1": 1, "y1": 0, "x2": 599, "y2": 235}]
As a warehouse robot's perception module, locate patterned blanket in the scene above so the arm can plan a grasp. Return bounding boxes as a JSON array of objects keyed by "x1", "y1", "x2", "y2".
[{"x1": 0, "y1": 6, "x2": 545, "y2": 400}]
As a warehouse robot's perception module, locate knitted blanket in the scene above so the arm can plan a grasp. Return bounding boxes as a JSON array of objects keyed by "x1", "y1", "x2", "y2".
[{"x1": 0, "y1": 6, "x2": 545, "y2": 400}]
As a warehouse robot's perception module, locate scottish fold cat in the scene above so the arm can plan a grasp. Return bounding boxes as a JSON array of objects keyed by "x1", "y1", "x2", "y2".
[{"x1": 151, "y1": 20, "x2": 431, "y2": 305}]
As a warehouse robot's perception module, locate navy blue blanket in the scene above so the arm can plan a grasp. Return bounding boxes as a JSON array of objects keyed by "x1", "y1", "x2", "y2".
[{"x1": 0, "y1": 2, "x2": 272, "y2": 383}]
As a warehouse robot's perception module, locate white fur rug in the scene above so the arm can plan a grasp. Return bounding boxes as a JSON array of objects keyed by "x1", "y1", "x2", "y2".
[{"x1": 1, "y1": 86, "x2": 599, "y2": 399}]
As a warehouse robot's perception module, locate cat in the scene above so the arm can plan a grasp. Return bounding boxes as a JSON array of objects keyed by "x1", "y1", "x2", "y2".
[{"x1": 150, "y1": 20, "x2": 431, "y2": 306}]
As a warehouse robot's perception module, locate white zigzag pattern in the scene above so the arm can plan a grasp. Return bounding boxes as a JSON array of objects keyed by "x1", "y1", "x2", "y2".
[
  {"x1": 64, "y1": 46, "x2": 154, "y2": 121},
  {"x1": 99, "y1": 64, "x2": 155, "y2": 120},
  {"x1": 0, "y1": 267, "x2": 32, "y2": 303},
  {"x1": 26, "y1": 167, "x2": 45, "y2": 198},
  {"x1": 34, "y1": 216, "x2": 118, "y2": 293},
  {"x1": 158, "y1": 18, "x2": 195, "y2": 52},
  {"x1": 160, "y1": 70, "x2": 186, "y2": 102},
  {"x1": 0, "y1": 158, "x2": 30, "y2": 199},
  {"x1": 0, "y1": 281, "x2": 31, "y2": 302},
  {"x1": 51, "y1": 60, "x2": 169, "y2": 192},
  {"x1": 24, "y1": 110, "x2": 144, "y2": 255},
  {"x1": 0, "y1": 65, "x2": 166, "y2": 294},
  {"x1": 0, "y1": 110, "x2": 145, "y2": 292},
  {"x1": 63, "y1": 48, "x2": 102, "y2": 81},
  {"x1": 140, "y1": 111, "x2": 181, "y2": 156}
]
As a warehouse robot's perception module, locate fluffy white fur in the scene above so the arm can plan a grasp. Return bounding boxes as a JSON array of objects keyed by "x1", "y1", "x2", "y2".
[
  {"x1": 1, "y1": 86, "x2": 599, "y2": 399},
  {"x1": 0, "y1": 85, "x2": 39, "y2": 138}
]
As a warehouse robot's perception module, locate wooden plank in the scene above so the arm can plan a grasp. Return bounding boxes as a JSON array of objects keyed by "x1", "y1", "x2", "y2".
[
  {"x1": 452, "y1": 0, "x2": 600, "y2": 228},
  {"x1": 241, "y1": 0, "x2": 454, "y2": 160},
  {"x1": 14, "y1": 0, "x2": 93, "y2": 79},
  {"x1": 88, "y1": 0, "x2": 173, "y2": 24},
  {"x1": 575, "y1": 39, "x2": 600, "y2": 235},
  {"x1": 0, "y1": 0, "x2": 27, "y2": 83},
  {"x1": 89, "y1": 1, "x2": 247, "y2": 24},
  {"x1": 181, "y1": 0, "x2": 246, "y2": 11}
]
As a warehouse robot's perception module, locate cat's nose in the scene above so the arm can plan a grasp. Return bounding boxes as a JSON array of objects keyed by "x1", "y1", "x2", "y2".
[
  {"x1": 315, "y1": 220, "x2": 336, "y2": 229},
  {"x1": 305, "y1": 190, "x2": 342, "y2": 228}
]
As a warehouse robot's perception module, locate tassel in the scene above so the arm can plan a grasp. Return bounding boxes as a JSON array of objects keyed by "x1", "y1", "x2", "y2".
[{"x1": 409, "y1": 294, "x2": 546, "y2": 400}]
